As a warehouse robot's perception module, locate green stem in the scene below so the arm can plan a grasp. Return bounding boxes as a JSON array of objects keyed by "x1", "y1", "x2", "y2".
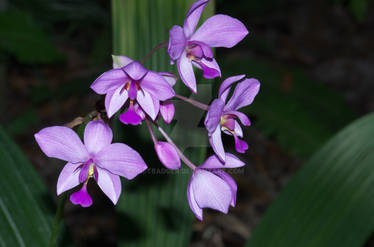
[{"x1": 49, "y1": 193, "x2": 67, "y2": 247}]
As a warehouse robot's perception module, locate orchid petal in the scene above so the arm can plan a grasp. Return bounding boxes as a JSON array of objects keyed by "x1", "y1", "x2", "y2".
[
  {"x1": 218, "y1": 74, "x2": 246, "y2": 102},
  {"x1": 154, "y1": 142, "x2": 181, "y2": 170},
  {"x1": 95, "y1": 143, "x2": 147, "y2": 180},
  {"x1": 168, "y1": 25, "x2": 186, "y2": 60},
  {"x1": 84, "y1": 120, "x2": 113, "y2": 155},
  {"x1": 105, "y1": 86, "x2": 129, "y2": 118},
  {"x1": 200, "y1": 153, "x2": 245, "y2": 169},
  {"x1": 212, "y1": 170, "x2": 237, "y2": 207},
  {"x1": 160, "y1": 100, "x2": 175, "y2": 124},
  {"x1": 192, "y1": 169, "x2": 232, "y2": 214},
  {"x1": 70, "y1": 184, "x2": 92, "y2": 207},
  {"x1": 112, "y1": 55, "x2": 133, "y2": 68},
  {"x1": 209, "y1": 125, "x2": 225, "y2": 162},
  {"x1": 123, "y1": 61, "x2": 148, "y2": 80},
  {"x1": 96, "y1": 167, "x2": 122, "y2": 205},
  {"x1": 187, "y1": 175, "x2": 203, "y2": 221},
  {"x1": 184, "y1": 0, "x2": 210, "y2": 38},
  {"x1": 57, "y1": 163, "x2": 81, "y2": 195},
  {"x1": 191, "y1": 14, "x2": 248, "y2": 48},
  {"x1": 234, "y1": 137, "x2": 248, "y2": 153},
  {"x1": 137, "y1": 90, "x2": 160, "y2": 120},
  {"x1": 204, "y1": 98, "x2": 225, "y2": 133},
  {"x1": 198, "y1": 58, "x2": 221, "y2": 79},
  {"x1": 159, "y1": 72, "x2": 177, "y2": 87},
  {"x1": 34, "y1": 126, "x2": 89, "y2": 163},
  {"x1": 90, "y1": 68, "x2": 128, "y2": 94},
  {"x1": 225, "y1": 78, "x2": 260, "y2": 111},
  {"x1": 234, "y1": 120, "x2": 243, "y2": 138},
  {"x1": 141, "y1": 71, "x2": 175, "y2": 100},
  {"x1": 178, "y1": 51, "x2": 196, "y2": 93},
  {"x1": 224, "y1": 110, "x2": 251, "y2": 126},
  {"x1": 119, "y1": 108, "x2": 143, "y2": 125}
]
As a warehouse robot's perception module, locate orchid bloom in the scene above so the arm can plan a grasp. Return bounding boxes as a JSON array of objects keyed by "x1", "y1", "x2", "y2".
[
  {"x1": 168, "y1": 0, "x2": 248, "y2": 93},
  {"x1": 187, "y1": 153, "x2": 245, "y2": 221},
  {"x1": 204, "y1": 75, "x2": 260, "y2": 162},
  {"x1": 34, "y1": 120, "x2": 147, "y2": 207},
  {"x1": 90, "y1": 55, "x2": 175, "y2": 125}
]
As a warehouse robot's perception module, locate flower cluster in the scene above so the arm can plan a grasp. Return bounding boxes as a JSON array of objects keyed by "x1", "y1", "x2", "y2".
[{"x1": 34, "y1": 0, "x2": 260, "y2": 220}]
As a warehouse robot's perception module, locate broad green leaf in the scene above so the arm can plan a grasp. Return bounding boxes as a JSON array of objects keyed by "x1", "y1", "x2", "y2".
[
  {"x1": 0, "y1": 10, "x2": 64, "y2": 64},
  {"x1": 112, "y1": 0, "x2": 214, "y2": 246},
  {"x1": 246, "y1": 112, "x2": 374, "y2": 247},
  {"x1": 221, "y1": 57, "x2": 356, "y2": 159},
  {"x1": 0, "y1": 127, "x2": 53, "y2": 246}
]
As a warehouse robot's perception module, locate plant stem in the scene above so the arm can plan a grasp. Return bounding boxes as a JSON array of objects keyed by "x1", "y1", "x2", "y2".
[
  {"x1": 175, "y1": 94, "x2": 210, "y2": 111},
  {"x1": 141, "y1": 42, "x2": 168, "y2": 64},
  {"x1": 49, "y1": 193, "x2": 67, "y2": 247},
  {"x1": 145, "y1": 118, "x2": 158, "y2": 144},
  {"x1": 156, "y1": 124, "x2": 196, "y2": 170}
]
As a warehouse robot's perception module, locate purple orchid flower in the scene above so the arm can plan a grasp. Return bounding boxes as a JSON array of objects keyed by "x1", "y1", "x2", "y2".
[
  {"x1": 204, "y1": 75, "x2": 260, "y2": 162},
  {"x1": 168, "y1": 0, "x2": 249, "y2": 93},
  {"x1": 34, "y1": 120, "x2": 147, "y2": 207},
  {"x1": 90, "y1": 55, "x2": 176, "y2": 125},
  {"x1": 187, "y1": 153, "x2": 245, "y2": 221}
]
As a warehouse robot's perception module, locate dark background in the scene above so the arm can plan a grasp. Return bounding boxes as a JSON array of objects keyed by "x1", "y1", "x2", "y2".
[{"x1": 0, "y1": 0, "x2": 373, "y2": 246}]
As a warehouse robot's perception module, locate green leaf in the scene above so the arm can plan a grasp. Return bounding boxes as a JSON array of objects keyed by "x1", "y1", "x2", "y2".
[
  {"x1": 111, "y1": 0, "x2": 214, "y2": 246},
  {"x1": 0, "y1": 10, "x2": 64, "y2": 64},
  {"x1": 222, "y1": 57, "x2": 356, "y2": 159},
  {"x1": 246, "y1": 112, "x2": 374, "y2": 247},
  {"x1": 0, "y1": 126, "x2": 53, "y2": 246},
  {"x1": 349, "y1": 0, "x2": 369, "y2": 22}
]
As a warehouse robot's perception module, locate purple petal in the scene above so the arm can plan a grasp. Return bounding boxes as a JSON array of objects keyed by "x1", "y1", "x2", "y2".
[
  {"x1": 70, "y1": 184, "x2": 92, "y2": 207},
  {"x1": 184, "y1": 0, "x2": 210, "y2": 38},
  {"x1": 187, "y1": 175, "x2": 203, "y2": 221},
  {"x1": 168, "y1": 25, "x2": 186, "y2": 60},
  {"x1": 160, "y1": 100, "x2": 175, "y2": 124},
  {"x1": 177, "y1": 51, "x2": 197, "y2": 93},
  {"x1": 95, "y1": 143, "x2": 147, "y2": 180},
  {"x1": 191, "y1": 14, "x2": 248, "y2": 48},
  {"x1": 154, "y1": 142, "x2": 181, "y2": 170},
  {"x1": 218, "y1": 74, "x2": 246, "y2": 102},
  {"x1": 127, "y1": 81, "x2": 138, "y2": 100},
  {"x1": 123, "y1": 61, "x2": 148, "y2": 80},
  {"x1": 196, "y1": 58, "x2": 221, "y2": 79},
  {"x1": 105, "y1": 86, "x2": 129, "y2": 118},
  {"x1": 78, "y1": 161, "x2": 90, "y2": 183},
  {"x1": 158, "y1": 72, "x2": 177, "y2": 87},
  {"x1": 234, "y1": 120, "x2": 243, "y2": 138},
  {"x1": 212, "y1": 170, "x2": 237, "y2": 207},
  {"x1": 141, "y1": 71, "x2": 175, "y2": 100},
  {"x1": 204, "y1": 98, "x2": 225, "y2": 133},
  {"x1": 112, "y1": 55, "x2": 133, "y2": 68},
  {"x1": 90, "y1": 68, "x2": 128, "y2": 94},
  {"x1": 224, "y1": 110, "x2": 251, "y2": 126},
  {"x1": 57, "y1": 162, "x2": 81, "y2": 195},
  {"x1": 96, "y1": 167, "x2": 122, "y2": 205},
  {"x1": 225, "y1": 78, "x2": 260, "y2": 111},
  {"x1": 188, "y1": 41, "x2": 213, "y2": 59},
  {"x1": 200, "y1": 153, "x2": 245, "y2": 169},
  {"x1": 84, "y1": 120, "x2": 113, "y2": 155},
  {"x1": 134, "y1": 103, "x2": 146, "y2": 120},
  {"x1": 209, "y1": 125, "x2": 225, "y2": 162},
  {"x1": 191, "y1": 169, "x2": 232, "y2": 214},
  {"x1": 119, "y1": 108, "x2": 143, "y2": 126},
  {"x1": 137, "y1": 90, "x2": 160, "y2": 120},
  {"x1": 34, "y1": 126, "x2": 89, "y2": 163},
  {"x1": 234, "y1": 137, "x2": 248, "y2": 153}
]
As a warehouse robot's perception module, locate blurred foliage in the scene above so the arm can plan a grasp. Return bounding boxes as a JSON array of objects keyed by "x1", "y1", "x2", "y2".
[
  {"x1": 221, "y1": 57, "x2": 356, "y2": 159},
  {"x1": 0, "y1": 10, "x2": 64, "y2": 64},
  {"x1": 246, "y1": 112, "x2": 374, "y2": 247},
  {"x1": 0, "y1": 126, "x2": 53, "y2": 246},
  {"x1": 4, "y1": 108, "x2": 40, "y2": 136}
]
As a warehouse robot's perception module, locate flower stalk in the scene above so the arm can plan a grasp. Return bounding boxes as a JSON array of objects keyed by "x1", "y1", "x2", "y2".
[
  {"x1": 49, "y1": 193, "x2": 67, "y2": 247},
  {"x1": 175, "y1": 94, "x2": 209, "y2": 111}
]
